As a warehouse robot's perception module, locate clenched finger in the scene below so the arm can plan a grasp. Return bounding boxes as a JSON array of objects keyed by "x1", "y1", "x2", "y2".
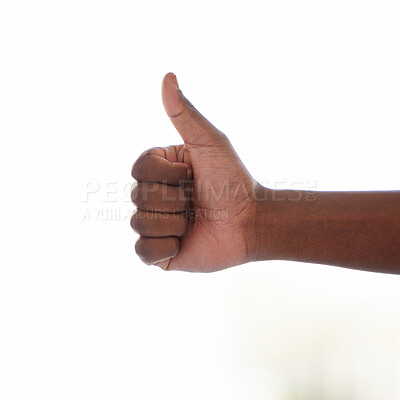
[
  {"x1": 132, "y1": 153, "x2": 192, "y2": 185},
  {"x1": 131, "y1": 182, "x2": 190, "y2": 213},
  {"x1": 131, "y1": 209, "x2": 187, "y2": 237},
  {"x1": 135, "y1": 236, "x2": 180, "y2": 265}
]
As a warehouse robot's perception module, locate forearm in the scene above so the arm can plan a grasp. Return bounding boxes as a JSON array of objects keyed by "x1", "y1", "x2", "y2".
[{"x1": 255, "y1": 188, "x2": 400, "y2": 274}]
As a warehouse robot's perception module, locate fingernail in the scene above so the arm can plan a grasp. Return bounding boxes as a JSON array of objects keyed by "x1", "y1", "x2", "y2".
[{"x1": 172, "y1": 74, "x2": 180, "y2": 90}]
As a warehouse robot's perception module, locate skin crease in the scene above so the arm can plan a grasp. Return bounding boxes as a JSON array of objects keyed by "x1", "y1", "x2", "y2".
[
  {"x1": 132, "y1": 73, "x2": 400, "y2": 274},
  {"x1": 131, "y1": 73, "x2": 264, "y2": 272}
]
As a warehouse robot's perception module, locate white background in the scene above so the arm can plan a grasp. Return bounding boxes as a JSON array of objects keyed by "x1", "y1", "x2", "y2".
[{"x1": 1, "y1": 1, "x2": 400, "y2": 399}]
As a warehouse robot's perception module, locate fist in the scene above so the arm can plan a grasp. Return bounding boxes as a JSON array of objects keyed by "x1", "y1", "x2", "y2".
[{"x1": 131, "y1": 73, "x2": 263, "y2": 272}]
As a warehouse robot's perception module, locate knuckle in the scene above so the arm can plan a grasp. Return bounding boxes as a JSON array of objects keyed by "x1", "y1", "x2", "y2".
[
  {"x1": 131, "y1": 148, "x2": 157, "y2": 180},
  {"x1": 135, "y1": 237, "x2": 150, "y2": 262},
  {"x1": 130, "y1": 210, "x2": 143, "y2": 234},
  {"x1": 130, "y1": 183, "x2": 140, "y2": 205},
  {"x1": 131, "y1": 182, "x2": 155, "y2": 208},
  {"x1": 131, "y1": 158, "x2": 143, "y2": 180}
]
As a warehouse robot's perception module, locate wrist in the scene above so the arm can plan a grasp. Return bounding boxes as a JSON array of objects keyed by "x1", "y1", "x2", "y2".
[
  {"x1": 252, "y1": 185, "x2": 280, "y2": 262},
  {"x1": 245, "y1": 184, "x2": 280, "y2": 263},
  {"x1": 251, "y1": 186, "x2": 310, "y2": 263}
]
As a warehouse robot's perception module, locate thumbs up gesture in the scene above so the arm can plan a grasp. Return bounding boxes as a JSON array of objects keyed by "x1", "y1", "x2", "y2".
[{"x1": 131, "y1": 73, "x2": 265, "y2": 272}]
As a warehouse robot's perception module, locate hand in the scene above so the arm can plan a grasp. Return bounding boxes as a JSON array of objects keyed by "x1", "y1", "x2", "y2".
[{"x1": 131, "y1": 73, "x2": 264, "y2": 272}]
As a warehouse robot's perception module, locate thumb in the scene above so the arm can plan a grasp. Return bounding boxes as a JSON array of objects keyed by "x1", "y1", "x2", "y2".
[{"x1": 162, "y1": 72, "x2": 224, "y2": 146}]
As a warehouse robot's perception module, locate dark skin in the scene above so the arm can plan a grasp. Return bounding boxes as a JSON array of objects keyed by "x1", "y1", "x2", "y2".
[{"x1": 131, "y1": 72, "x2": 400, "y2": 274}]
